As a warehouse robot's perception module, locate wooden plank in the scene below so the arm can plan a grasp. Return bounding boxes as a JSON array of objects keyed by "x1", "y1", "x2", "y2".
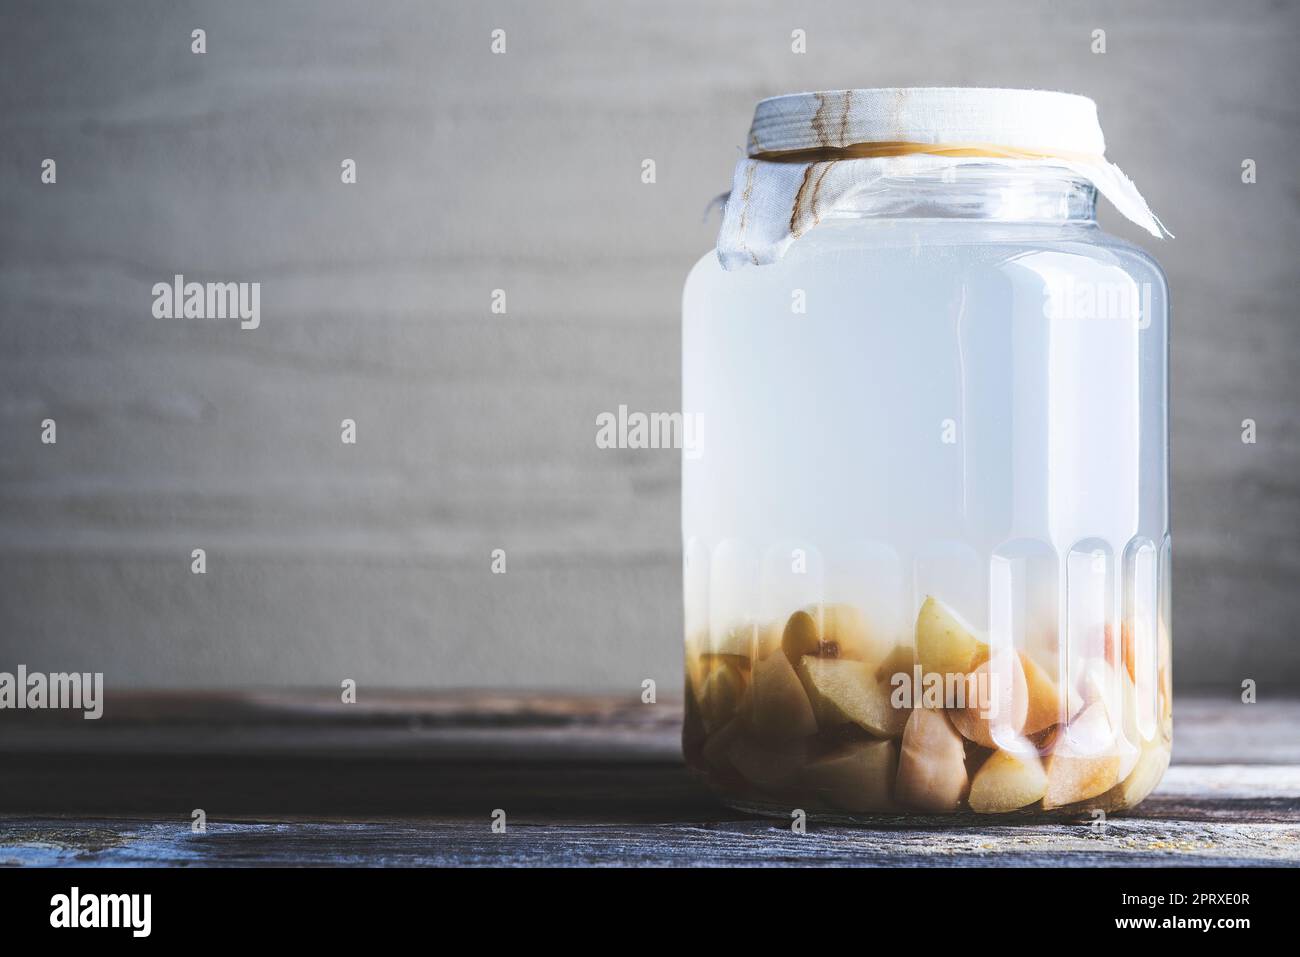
[
  {"x1": 3, "y1": 767, "x2": 1298, "y2": 869},
  {"x1": 0, "y1": 693, "x2": 1297, "y2": 865}
]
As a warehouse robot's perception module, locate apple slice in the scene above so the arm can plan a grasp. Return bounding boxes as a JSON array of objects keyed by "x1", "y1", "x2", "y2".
[
  {"x1": 1042, "y1": 701, "x2": 1122, "y2": 809},
  {"x1": 800, "y1": 740, "x2": 898, "y2": 813},
  {"x1": 815, "y1": 603, "x2": 891, "y2": 662},
  {"x1": 749, "y1": 648, "x2": 817, "y2": 740},
  {"x1": 1120, "y1": 621, "x2": 1138, "y2": 683},
  {"x1": 796, "y1": 656, "x2": 908, "y2": 738},
  {"x1": 1077, "y1": 657, "x2": 1124, "y2": 718},
  {"x1": 1116, "y1": 736, "x2": 1141, "y2": 782},
  {"x1": 687, "y1": 651, "x2": 746, "y2": 703},
  {"x1": 895, "y1": 707, "x2": 969, "y2": 812},
  {"x1": 1075, "y1": 658, "x2": 1143, "y2": 779},
  {"x1": 950, "y1": 650, "x2": 1028, "y2": 748},
  {"x1": 781, "y1": 610, "x2": 821, "y2": 662},
  {"x1": 1113, "y1": 738, "x2": 1171, "y2": 806},
  {"x1": 915, "y1": 596, "x2": 984, "y2": 678},
  {"x1": 1020, "y1": 652, "x2": 1063, "y2": 734},
  {"x1": 968, "y1": 747, "x2": 1048, "y2": 813}
]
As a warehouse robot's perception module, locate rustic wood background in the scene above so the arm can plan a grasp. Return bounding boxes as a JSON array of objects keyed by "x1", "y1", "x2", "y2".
[{"x1": 0, "y1": 1, "x2": 1297, "y2": 690}]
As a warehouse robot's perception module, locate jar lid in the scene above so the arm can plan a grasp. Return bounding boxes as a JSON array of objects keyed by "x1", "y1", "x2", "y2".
[
  {"x1": 717, "y1": 87, "x2": 1170, "y2": 270},
  {"x1": 748, "y1": 88, "x2": 1107, "y2": 158}
]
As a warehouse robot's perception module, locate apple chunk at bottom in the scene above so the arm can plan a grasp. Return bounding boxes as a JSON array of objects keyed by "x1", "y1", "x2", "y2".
[
  {"x1": 968, "y1": 747, "x2": 1047, "y2": 813},
  {"x1": 1019, "y1": 652, "x2": 1064, "y2": 734},
  {"x1": 949, "y1": 651, "x2": 1029, "y2": 748},
  {"x1": 1041, "y1": 702, "x2": 1122, "y2": 809},
  {"x1": 799, "y1": 739, "x2": 898, "y2": 813},
  {"x1": 749, "y1": 648, "x2": 818, "y2": 740},
  {"x1": 895, "y1": 707, "x2": 969, "y2": 813},
  {"x1": 796, "y1": 655, "x2": 908, "y2": 738},
  {"x1": 1112, "y1": 738, "x2": 1171, "y2": 806}
]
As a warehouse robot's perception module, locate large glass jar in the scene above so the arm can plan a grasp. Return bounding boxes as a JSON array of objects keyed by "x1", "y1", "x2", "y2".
[{"x1": 681, "y1": 99, "x2": 1171, "y2": 820}]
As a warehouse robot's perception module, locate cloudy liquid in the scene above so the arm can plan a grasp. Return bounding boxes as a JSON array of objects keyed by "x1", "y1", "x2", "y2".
[{"x1": 682, "y1": 216, "x2": 1169, "y2": 713}]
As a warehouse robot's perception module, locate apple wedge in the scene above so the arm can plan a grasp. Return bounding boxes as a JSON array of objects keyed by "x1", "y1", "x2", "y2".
[
  {"x1": 915, "y1": 596, "x2": 984, "y2": 678},
  {"x1": 781, "y1": 610, "x2": 821, "y2": 662},
  {"x1": 800, "y1": 739, "x2": 898, "y2": 812},
  {"x1": 1112, "y1": 738, "x2": 1171, "y2": 806},
  {"x1": 1075, "y1": 658, "x2": 1144, "y2": 779},
  {"x1": 1020, "y1": 652, "x2": 1064, "y2": 734},
  {"x1": 895, "y1": 707, "x2": 969, "y2": 812},
  {"x1": 950, "y1": 650, "x2": 1028, "y2": 748},
  {"x1": 1077, "y1": 657, "x2": 1125, "y2": 719},
  {"x1": 968, "y1": 747, "x2": 1048, "y2": 813},
  {"x1": 687, "y1": 651, "x2": 746, "y2": 702},
  {"x1": 1042, "y1": 701, "x2": 1122, "y2": 809},
  {"x1": 749, "y1": 648, "x2": 818, "y2": 740},
  {"x1": 796, "y1": 655, "x2": 908, "y2": 738},
  {"x1": 815, "y1": 603, "x2": 890, "y2": 662}
]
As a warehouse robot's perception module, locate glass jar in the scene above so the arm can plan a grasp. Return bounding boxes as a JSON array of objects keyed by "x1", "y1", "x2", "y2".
[{"x1": 682, "y1": 150, "x2": 1170, "y2": 820}]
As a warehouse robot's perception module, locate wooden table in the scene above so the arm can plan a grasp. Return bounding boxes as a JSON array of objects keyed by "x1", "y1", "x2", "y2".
[{"x1": 1, "y1": 693, "x2": 1296, "y2": 866}]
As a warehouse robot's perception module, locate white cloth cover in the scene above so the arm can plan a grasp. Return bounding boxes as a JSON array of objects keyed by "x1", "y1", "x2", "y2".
[{"x1": 718, "y1": 88, "x2": 1170, "y2": 269}]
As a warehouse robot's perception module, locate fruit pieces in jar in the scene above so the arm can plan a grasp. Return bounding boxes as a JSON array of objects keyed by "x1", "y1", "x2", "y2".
[{"x1": 684, "y1": 595, "x2": 1170, "y2": 816}]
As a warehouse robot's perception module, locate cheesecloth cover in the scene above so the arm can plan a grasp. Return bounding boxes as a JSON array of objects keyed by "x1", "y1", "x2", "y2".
[{"x1": 717, "y1": 87, "x2": 1170, "y2": 269}]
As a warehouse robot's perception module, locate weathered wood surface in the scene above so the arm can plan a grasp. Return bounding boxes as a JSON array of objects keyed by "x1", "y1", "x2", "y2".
[
  {"x1": 0, "y1": 693, "x2": 1296, "y2": 866},
  {"x1": 1, "y1": 1, "x2": 1299, "y2": 691}
]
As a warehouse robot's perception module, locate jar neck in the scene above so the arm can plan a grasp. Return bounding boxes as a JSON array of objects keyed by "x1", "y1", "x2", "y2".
[{"x1": 824, "y1": 163, "x2": 1098, "y2": 226}]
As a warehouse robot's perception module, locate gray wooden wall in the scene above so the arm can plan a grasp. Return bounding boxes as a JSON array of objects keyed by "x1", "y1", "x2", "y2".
[{"x1": 1, "y1": 0, "x2": 1297, "y2": 690}]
